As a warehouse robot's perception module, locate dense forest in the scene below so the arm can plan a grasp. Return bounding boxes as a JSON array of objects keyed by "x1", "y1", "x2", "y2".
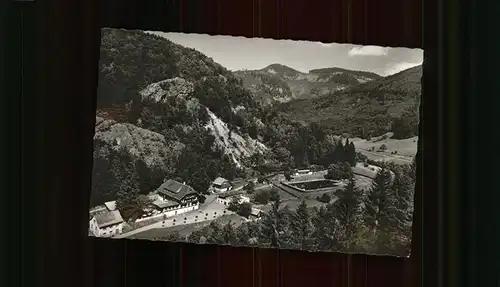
[
  {"x1": 90, "y1": 28, "x2": 419, "y2": 256},
  {"x1": 93, "y1": 28, "x2": 416, "y2": 206},
  {"x1": 275, "y1": 65, "x2": 421, "y2": 138},
  {"x1": 162, "y1": 159, "x2": 415, "y2": 256},
  {"x1": 92, "y1": 28, "x2": 418, "y2": 253}
]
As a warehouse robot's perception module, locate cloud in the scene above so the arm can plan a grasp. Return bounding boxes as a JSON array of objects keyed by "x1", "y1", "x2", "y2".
[
  {"x1": 383, "y1": 61, "x2": 422, "y2": 76},
  {"x1": 348, "y1": 46, "x2": 389, "y2": 57}
]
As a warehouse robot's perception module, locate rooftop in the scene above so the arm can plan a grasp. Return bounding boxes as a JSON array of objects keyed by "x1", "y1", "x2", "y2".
[
  {"x1": 151, "y1": 198, "x2": 179, "y2": 209},
  {"x1": 213, "y1": 177, "x2": 229, "y2": 185},
  {"x1": 104, "y1": 200, "x2": 117, "y2": 211},
  {"x1": 94, "y1": 210, "x2": 124, "y2": 228},
  {"x1": 218, "y1": 192, "x2": 247, "y2": 199},
  {"x1": 156, "y1": 179, "x2": 197, "y2": 202},
  {"x1": 89, "y1": 205, "x2": 107, "y2": 216},
  {"x1": 250, "y1": 208, "x2": 262, "y2": 216}
]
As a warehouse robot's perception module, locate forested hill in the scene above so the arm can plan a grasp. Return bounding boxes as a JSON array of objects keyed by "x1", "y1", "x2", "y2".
[
  {"x1": 92, "y1": 28, "x2": 420, "y2": 209},
  {"x1": 275, "y1": 65, "x2": 422, "y2": 139},
  {"x1": 94, "y1": 29, "x2": 357, "y2": 206},
  {"x1": 98, "y1": 28, "x2": 257, "y2": 115},
  {"x1": 93, "y1": 28, "x2": 273, "y2": 205},
  {"x1": 233, "y1": 64, "x2": 382, "y2": 106}
]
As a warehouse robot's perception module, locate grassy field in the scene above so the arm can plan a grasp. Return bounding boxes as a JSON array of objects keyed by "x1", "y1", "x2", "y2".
[{"x1": 351, "y1": 134, "x2": 417, "y2": 164}]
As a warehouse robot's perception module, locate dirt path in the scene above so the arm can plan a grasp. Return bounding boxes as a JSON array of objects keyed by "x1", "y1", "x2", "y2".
[{"x1": 358, "y1": 148, "x2": 413, "y2": 163}]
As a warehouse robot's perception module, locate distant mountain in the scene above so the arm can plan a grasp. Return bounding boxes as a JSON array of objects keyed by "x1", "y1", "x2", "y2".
[
  {"x1": 275, "y1": 65, "x2": 422, "y2": 138},
  {"x1": 234, "y1": 64, "x2": 382, "y2": 106}
]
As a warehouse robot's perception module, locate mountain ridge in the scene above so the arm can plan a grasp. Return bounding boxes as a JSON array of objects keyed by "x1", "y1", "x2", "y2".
[
  {"x1": 274, "y1": 65, "x2": 422, "y2": 138},
  {"x1": 234, "y1": 63, "x2": 382, "y2": 106}
]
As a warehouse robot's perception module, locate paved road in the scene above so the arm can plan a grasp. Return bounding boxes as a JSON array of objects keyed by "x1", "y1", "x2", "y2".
[{"x1": 116, "y1": 200, "x2": 232, "y2": 238}]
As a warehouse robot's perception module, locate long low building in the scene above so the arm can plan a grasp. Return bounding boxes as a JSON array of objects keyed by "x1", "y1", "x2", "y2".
[
  {"x1": 216, "y1": 193, "x2": 250, "y2": 206},
  {"x1": 89, "y1": 179, "x2": 202, "y2": 233},
  {"x1": 135, "y1": 179, "x2": 200, "y2": 223}
]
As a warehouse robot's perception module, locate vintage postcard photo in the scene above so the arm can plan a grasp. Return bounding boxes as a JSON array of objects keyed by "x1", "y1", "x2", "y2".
[{"x1": 89, "y1": 28, "x2": 422, "y2": 257}]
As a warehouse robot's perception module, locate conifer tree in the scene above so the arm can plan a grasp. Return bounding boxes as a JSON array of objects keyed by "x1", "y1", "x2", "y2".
[
  {"x1": 347, "y1": 142, "x2": 357, "y2": 166},
  {"x1": 260, "y1": 197, "x2": 290, "y2": 248},
  {"x1": 363, "y1": 167, "x2": 393, "y2": 231},
  {"x1": 206, "y1": 221, "x2": 225, "y2": 245},
  {"x1": 221, "y1": 222, "x2": 238, "y2": 245},
  {"x1": 90, "y1": 153, "x2": 116, "y2": 206},
  {"x1": 332, "y1": 176, "x2": 363, "y2": 249},
  {"x1": 112, "y1": 148, "x2": 152, "y2": 221},
  {"x1": 386, "y1": 171, "x2": 414, "y2": 253},
  {"x1": 343, "y1": 138, "x2": 350, "y2": 163},
  {"x1": 187, "y1": 230, "x2": 205, "y2": 244},
  {"x1": 332, "y1": 139, "x2": 346, "y2": 163},
  {"x1": 390, "y1": 172, "x2": 413, "y2": 230},
  {"x1": 290, "y1": 201, "x2": 313, "y2": 250},
  {"x1": 235, "y1": 222, "x2": 260, "y2": 246},
  {"x1": 312, "y1": 204, "x2": 342, "y2": 251}
]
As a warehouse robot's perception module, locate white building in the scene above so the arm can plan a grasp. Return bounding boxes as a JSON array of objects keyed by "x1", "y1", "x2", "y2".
[
  {"x1": 210, "y1": 177, "x2": 233, "y2": 193},
  {"x1": 250, "y1": 208, "x2": 263, "y2": 221},
  {"x1": 89, "y1": 210, "x2": 125, "y2": 237},
  {"x1": 135, "y1": 179, "x2": 200, "y2": 223},
  {"x1": 217, "y1": 193, "x2": 250, "y2": 206},
  {"x1": 294, "y1": 169, "x2": 313, "y2": 176}
]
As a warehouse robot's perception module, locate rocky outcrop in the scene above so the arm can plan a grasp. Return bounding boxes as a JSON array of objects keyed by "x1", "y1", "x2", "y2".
[
  {"x1": 94, "y1": 117, "x2": 184, "y2": 168},
  {"x1": 139, "y1": 77, "x2": 195, "y2": 103},
  {"x1": 204, "y1": 109, "x2": 268, "y2": 167}
]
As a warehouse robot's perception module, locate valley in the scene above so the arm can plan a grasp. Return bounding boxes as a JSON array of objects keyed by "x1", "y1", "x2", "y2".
[{"x1": 89, "y1": 28, "x2": 420, "y2": 257}]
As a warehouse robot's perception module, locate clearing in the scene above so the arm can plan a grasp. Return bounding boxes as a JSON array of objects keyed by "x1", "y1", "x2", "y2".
[{"x1": 350, "y1": 133, "x2": 417, "y2": 164}]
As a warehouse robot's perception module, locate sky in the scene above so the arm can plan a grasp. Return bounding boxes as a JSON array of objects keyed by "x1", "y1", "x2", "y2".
[{"x1": 149, "y1": 31, "x2": 423, "y2": 77}]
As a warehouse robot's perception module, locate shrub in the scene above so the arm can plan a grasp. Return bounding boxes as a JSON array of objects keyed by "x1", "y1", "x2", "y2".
[
  {"x1": 324, "y1": 162, "x2": 354, "y2": 180},
  {"x1": 237, "y1": 202, "x2": 253, "y2": 218},
  {"x1": 269, "y1": 188, "x2": 281, "y2": 202},
  {"x1": 317, "y1": 193, "x2": 331, "y2": 203},
  {"x1": 253, "y1": 190, "x2": 270, "y2": 205},
  {"x1": 309, "y1": 164, "x2": 324, "y2": 172},
  {"x1": 197, "y1": 194, "x2": 206, "y2": 204},
  {"x1": 244, "y1": 181, "x2": 256, "y2": 194},
  {"x1": 379, "y1": 144, "x2": 388, "y2": 151},
  {"x1": 228, "y1": 198, "x2": 240, "y2": 212}
]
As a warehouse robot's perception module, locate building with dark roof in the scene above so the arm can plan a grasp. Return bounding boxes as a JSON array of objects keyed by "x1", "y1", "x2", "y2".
[
  {"x1": 134, "y1": 179, "x2": 200, "y2": 223},
  {"x1": 156, "y1": 179, "x2": 199, "y2": 204}
]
